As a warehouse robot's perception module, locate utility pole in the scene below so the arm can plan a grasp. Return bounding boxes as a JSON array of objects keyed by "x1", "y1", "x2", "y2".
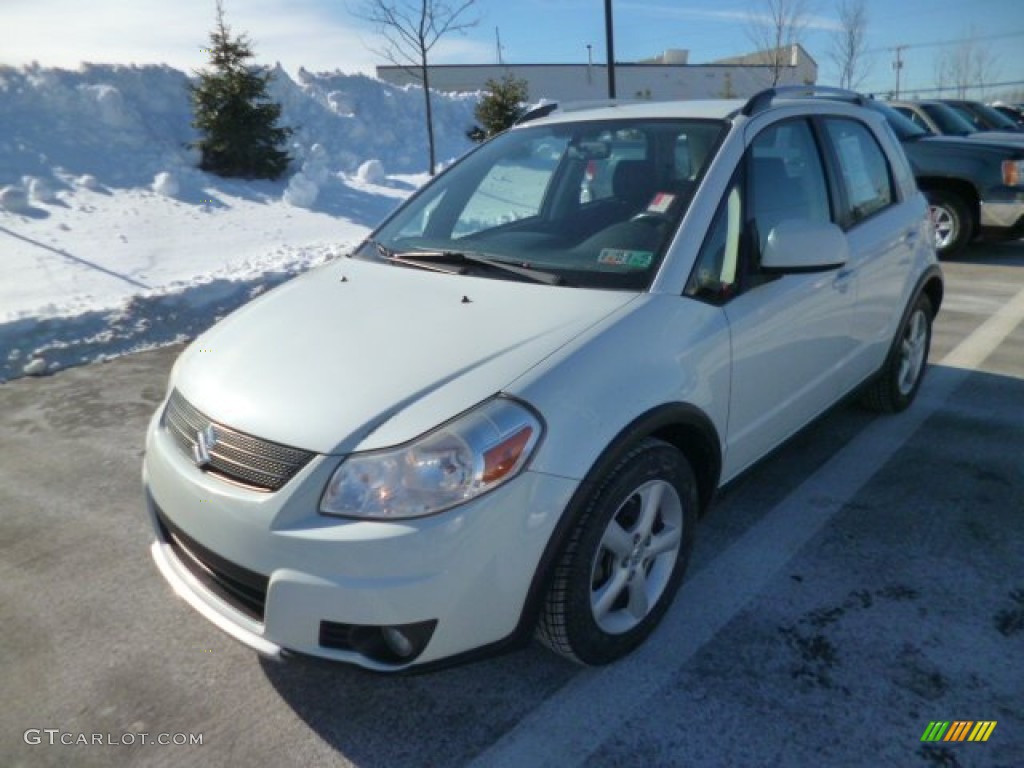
[
  {"x1": 604, "y1": 0, "x2": 616, "y2": 98},
  {"x1": 892, "y1": 45, "x2": 908, "y2": 99},
  {"x1": 586, "y1": 43, "x2": 593, "y2": 85}
]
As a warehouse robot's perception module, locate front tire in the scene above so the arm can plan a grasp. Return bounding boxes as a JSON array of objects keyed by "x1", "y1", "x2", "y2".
[
  {"x1": 536, "y1": 439, "x2": 698, "y2": 665},
  {"x1": 925, "y1": 189, "x2": 972, "y2": 259},
  {"x1": 862, "y1": 294, "x2": 933, "y2": 413}
]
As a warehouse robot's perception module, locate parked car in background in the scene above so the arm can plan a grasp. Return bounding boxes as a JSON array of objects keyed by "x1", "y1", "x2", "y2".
[
  {"x1": 939, "y1": 99, "x2": 1024, "y2": 133},
  {"x1": 990, "y1": 102, "x2": 1024, "y2": 129},
  {"x1": 866, "y1": 100, "x2": 1024, "y2": 258},
  {"x1": 144, "y1": 85, "x2": 942, "y2": 671},
  {"x1": 888, "y1": 100, "x2": 1024, "y2": 146}
]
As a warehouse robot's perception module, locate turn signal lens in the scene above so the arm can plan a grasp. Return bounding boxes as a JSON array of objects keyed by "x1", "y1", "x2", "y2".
[{"x1": 1003, "y1": 159, "x2": 1024, "y2": 186}]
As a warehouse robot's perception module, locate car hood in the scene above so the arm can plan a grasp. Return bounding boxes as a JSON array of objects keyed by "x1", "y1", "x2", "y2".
[
  {"x1": 172, "y1": 258, "x2": 638, "y2": 454},
  {"x1": 908, "y1": 134, "x2": 1022, "y2": 155},
  {"x1": 964, "y1": 130, "x2": 1024, "y2": 146}
]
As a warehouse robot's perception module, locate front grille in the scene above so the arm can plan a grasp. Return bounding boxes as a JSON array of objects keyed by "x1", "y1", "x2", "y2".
[
  {"x1": 163, "y1": 389, "x2": 315, "y2": 492},
  {"x1": 156, "y1": 507, "x2": 268, "y2": 621}
]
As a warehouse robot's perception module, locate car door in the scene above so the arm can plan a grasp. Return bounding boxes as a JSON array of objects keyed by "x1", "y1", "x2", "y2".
[
  {"x1": 817, "y1": 116, "x2": 918, "y2": 387},
  {"x1": 688, "y1": 117, "x2": 855, "y2": 478}
]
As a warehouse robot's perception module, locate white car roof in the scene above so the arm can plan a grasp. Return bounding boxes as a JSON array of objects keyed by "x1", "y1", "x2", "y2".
[
  {"x1": 523, "y1": 99, "x2": 746, "y2": 126},
  {"x1": 518, "y1": 94, "x2": 880, "y2": 128}
]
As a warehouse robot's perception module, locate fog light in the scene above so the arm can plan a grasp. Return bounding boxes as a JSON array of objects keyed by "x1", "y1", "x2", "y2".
[
  {"x1": 320, "y1": 619, "x2": 438, "y2": 665},
  {"x1": 382, "y1": 626, "x2": 415, "y2": 658}
]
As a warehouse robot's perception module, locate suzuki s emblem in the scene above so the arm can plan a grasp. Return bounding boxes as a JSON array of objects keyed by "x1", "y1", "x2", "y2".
[{"x1": 193, "y1": 424, "x2": 218, "y2": 468}]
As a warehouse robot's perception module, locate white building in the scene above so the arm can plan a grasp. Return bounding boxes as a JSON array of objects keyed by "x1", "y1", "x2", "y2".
[{"x1": 376, "y1": 46, "x2": 818, "y2": 102}]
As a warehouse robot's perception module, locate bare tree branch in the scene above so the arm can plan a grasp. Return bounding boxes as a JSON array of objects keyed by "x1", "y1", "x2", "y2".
[
  {"x1": 746, "y1": 0, "x2": 810, "y2": 87},
  {"x1": 829, "y1": 0, "x2": 869, "y2": 90},
  {"x1": 934, "y1": 29, "x2": 1001, "y2": 99},
  {"x1": 354, "y1": 0, "x2": 479, "y2": 175}
]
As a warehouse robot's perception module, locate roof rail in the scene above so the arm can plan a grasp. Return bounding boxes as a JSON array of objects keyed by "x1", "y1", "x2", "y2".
[{"x1": 741, "y1": 85, "x2": 868, "y2": 117}]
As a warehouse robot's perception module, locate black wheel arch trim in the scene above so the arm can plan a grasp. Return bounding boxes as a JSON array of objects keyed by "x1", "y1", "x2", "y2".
[
  {"x1": 874, "y1": 265, "x2": 943, "y2": 381},
  {"x1": 907, "y1": 264, "x2": 944, "y2": 323}
]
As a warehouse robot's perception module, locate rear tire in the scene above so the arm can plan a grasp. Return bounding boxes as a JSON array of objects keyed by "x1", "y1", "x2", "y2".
[
  {"x1": 536, "y1": 439, "x2": 697, "y2": 665},
  {"x1": 862, "y1": 294, "x2": 933, "y2": 413},
  {"x1": 925, "y1": 189, "x2": 972, "y2": 259}
]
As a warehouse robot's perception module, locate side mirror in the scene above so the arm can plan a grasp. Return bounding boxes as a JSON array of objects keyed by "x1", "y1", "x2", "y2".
[{"x1": 761, "y1": 219, "x2": 848, "y2": 272}]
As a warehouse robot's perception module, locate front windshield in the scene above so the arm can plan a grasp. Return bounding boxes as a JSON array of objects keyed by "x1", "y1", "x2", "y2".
[
  {"x1": 970, "y1": 102, "x2": 1021, "y2": 130},
  {"x1": 356, "y1": 118, "x2": 727, "y2": 290},
  {"x1": 921, "y1": 102, "x2": 976, "y2": 135},
  {"x1": 868, "y1": 101, "x2": 929, "y2": 140}
]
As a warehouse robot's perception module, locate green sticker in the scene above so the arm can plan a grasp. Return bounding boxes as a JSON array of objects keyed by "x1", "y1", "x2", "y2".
[{"x1": 598, "y1": 248, "x2": 654, "y2": 269}]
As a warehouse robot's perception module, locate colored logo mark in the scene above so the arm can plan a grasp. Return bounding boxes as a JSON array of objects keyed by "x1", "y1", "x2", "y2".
[{"x1": 921, "y1": 721, "x2": 997, "y2": 742}]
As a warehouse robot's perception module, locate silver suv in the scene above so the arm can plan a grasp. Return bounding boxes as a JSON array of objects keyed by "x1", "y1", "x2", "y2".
[{"x1": 144, "y1": 86, "x2": 942, "y2": 671}]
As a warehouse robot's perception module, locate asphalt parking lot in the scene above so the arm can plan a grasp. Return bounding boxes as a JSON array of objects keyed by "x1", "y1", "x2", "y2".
[{"x1": 2, "y1": 241, "x2": 1022, "y2": 768}]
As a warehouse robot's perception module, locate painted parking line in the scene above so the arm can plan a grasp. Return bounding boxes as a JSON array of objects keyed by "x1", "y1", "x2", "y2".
[
  {"x1": 940, "y1": 283, "x2": 1024, "y2": 371},
  {"x1": 469, "y1": 284, "x2": 1024, "y2": 768}
]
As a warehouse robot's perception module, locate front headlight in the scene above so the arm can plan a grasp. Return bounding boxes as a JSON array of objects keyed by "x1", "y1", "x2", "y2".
[{"x1": 319, "y1": 397, "x2": 543, "y2": 520}]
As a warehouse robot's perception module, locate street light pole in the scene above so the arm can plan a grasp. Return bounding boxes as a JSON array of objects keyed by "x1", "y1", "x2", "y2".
[
  {"x1": 604, "y1": 0, "x2": 616, "y2": 98},
  {"x1": 892, "y1": 45, "x2": 907, "y2": 99}
]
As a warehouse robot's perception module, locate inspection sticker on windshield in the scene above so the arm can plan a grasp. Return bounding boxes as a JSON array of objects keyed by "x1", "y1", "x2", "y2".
[
  {"x1": 647, "y1": 192, "x2": 675, "y2": 213},
  {"x1": 598, "y1": 249, "x2": 654, "y2": 268}
]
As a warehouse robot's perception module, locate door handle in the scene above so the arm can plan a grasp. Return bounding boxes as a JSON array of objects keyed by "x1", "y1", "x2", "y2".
[{"x1": 832, "y1": 269, "x2": 853, "y2": 292}]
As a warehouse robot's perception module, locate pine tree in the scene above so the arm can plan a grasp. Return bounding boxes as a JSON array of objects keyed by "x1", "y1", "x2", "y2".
[
  {"x1": 471, "y1": 75, "x2": 529, "y2": 142},
  {"x1": 191, "y1": 1, "x2": 292, "y2": 179}
]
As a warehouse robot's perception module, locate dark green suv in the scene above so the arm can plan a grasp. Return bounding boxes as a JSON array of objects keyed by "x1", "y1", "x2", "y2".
[{"x1": 868, "y1": 100, "x2": 1024, "y2": 258}]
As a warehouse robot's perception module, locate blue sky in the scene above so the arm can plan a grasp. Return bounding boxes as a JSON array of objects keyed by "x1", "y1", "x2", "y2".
[{"x1": 2, "y1": 0, "x2": 1022, "y2": 97}]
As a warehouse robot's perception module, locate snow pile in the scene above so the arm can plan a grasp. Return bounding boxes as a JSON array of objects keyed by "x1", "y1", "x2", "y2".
[
  {"x1": 0, "y1": 185, "x2": 30, "y2": 213},
  {"x1": 0, "y1": 62, "x2": 482, "y2": 382},
  {"x1": 276, "y1": 67, "x2": 477, "y2": 175},
  {"x1": 28, "y1": 177, "x2": 59, "y2": 203},
  {"x1": 284, "y1": 142, "x2": 329, "y2": 208},
  {"x1": 356, "y1": 159, "x2": 386, "y2": 184},
  {"x1": 152, "y1": 171, "x2": 179, "y2": 197}
]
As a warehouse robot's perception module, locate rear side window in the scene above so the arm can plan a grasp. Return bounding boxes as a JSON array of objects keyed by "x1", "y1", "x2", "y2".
[{"x1": 822, "y1": 118, "x2": 895, "y2": 226}]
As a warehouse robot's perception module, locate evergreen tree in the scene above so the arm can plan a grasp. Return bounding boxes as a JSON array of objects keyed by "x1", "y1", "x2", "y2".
[
  {"x1": 191, "y1": 1, "x2": 292, "y2": 179},
  {"x1": 471, "y1": 75, "x2": 529, "y2": 142}
]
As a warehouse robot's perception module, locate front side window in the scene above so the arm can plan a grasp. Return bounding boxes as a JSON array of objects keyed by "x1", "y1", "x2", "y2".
[
  {"x1": 748, "y1": 119, "x2": 831, "y2": 255},
  {"x1": 357, "y1": 118, "x2": 727, "y2": 290},
  {"x1": 686, "y1": 119, "x2": 833, "y2": 304}
]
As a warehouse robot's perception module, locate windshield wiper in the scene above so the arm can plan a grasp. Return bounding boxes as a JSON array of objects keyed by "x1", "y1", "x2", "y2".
[{"x1": 385, "y1": 247, "x2": 566, "y2": 286}]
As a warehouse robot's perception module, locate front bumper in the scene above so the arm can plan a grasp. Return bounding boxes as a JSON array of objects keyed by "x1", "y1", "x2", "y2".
[
  {"x1": 143, "y1": 409, "x2": 578, "y2": 672},
  {"x1": 979, "y1": 197, "x2": 1024, "y2": 240}
]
